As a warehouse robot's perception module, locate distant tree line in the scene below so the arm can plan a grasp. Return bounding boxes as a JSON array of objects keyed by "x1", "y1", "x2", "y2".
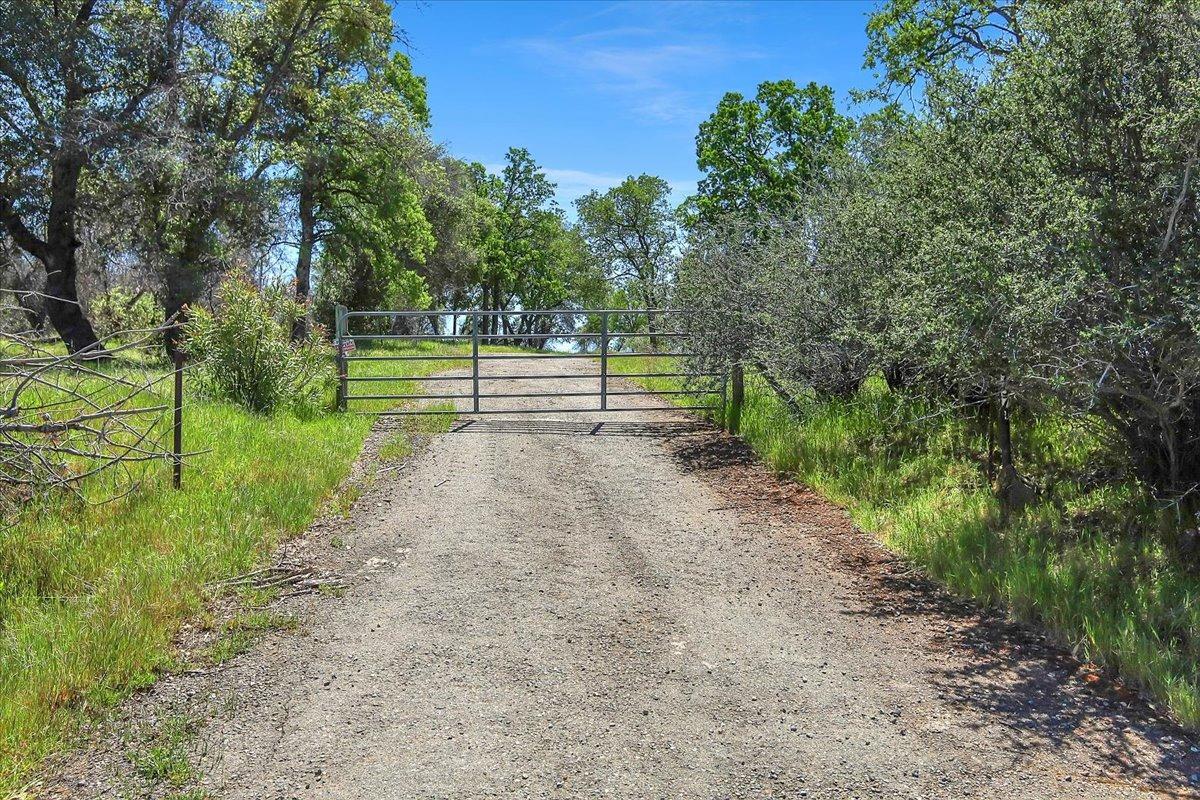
[
  {"x1": 678, "y1": 0, "x2": 1200, "y2": 509},
  {"x1": 0, "y1": 0, "x2": 681, "y2": 355}
]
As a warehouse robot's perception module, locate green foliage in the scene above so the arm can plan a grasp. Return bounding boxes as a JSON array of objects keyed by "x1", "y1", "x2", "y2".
[
  {"x1": 486, "y1": 147, "x2": 561, "y2": 291},
  {"x1": 417, "y1": 156, "x2": 495, "y2": 307},
  {"x1": 575, "y1": 175, "x2": 677, "y2": 311},
  {"x1": 0, "y1": 0, "x2": 200, "y2": 352},
  {"x1": 183, "y1": 278, "x2": 334, "y2": 415},
  {"x1": 688, "y1": 0, "x2": 1200, "y2": 499},
  {"x1": 293, "y1": 44, "x2": 437, "y2": 320},
  {"x1": 464, "y1": 148, "x2": 604, "y2": 339},
  {"x1": 89, "y1": 289, "x2": 162, "y2": 339},
  {"x1": 678, "y1": 0, "x2": 1200, "y2": 728},
  {"x1": 692, "y1": 80, "x2": 852, "y2": 222},
  {"x1": 863, "y1": 0, "x2": 1023, "y2": 90},
  {"x1": 0, "y1": 0, "x2": 185, "y2": 177},
  {"x1": 124, "y1": 0, "x2": 403, "y2": 326}
]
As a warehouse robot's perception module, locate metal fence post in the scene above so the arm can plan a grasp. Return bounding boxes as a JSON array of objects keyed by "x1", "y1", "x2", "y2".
[
  {"x1": 600, "y1": 311, "x2": 609, "y2": 411},
  {"x1": 335, "y1": 304, "x2": 348, "y2": 412},
  {"x1": 172, "y1": 351, "x2": 184, "y2": 489},
  {"x1": 471, "y1": 312, "x2": 480, "y2": 413}
]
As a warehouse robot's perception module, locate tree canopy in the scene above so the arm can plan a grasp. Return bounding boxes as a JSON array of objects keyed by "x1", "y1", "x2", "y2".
[
  {"x1": 692, "y1": 79, "x2": 852, "y2": 223},
  {"x1": 680, "y1": 0, "x2": 1200, "y2": 506},
  {"x1": 575, "y1": 174, "x2": 677, "y2": 311}
]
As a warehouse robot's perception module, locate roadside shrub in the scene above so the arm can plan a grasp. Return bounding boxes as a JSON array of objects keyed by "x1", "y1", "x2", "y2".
[{"x1": 183, "y1": 278, "x2": 334, "y2": 414}]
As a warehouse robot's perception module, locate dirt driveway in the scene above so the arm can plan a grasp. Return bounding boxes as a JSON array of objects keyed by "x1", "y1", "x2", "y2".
[{"x1": 58, "y1": 357, "x2": 1200, "y2": 799}]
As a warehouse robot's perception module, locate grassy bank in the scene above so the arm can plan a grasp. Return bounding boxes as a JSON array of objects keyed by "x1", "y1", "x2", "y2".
[
  {"x1": 0, "y1": 342, "x2": 470, "y2": 791},
  {"x1": 611, "y1": 357, "x2": 1200, "y2": 728}
]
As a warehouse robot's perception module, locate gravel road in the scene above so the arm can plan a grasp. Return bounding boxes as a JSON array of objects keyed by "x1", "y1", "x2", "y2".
[{"x1": 63, "y1": 356, "x2": 1200, "y2": 799}]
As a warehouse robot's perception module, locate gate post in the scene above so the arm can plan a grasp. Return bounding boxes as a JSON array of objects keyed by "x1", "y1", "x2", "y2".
[
  {"x1": 600, "y1": 311, "x2": 609, "y2": 411},
  {"x1": 335, "y1": 304, "x2": 348, "y2": 412},
  {"x1": 728, "y1": 362, "x2": 744, "y2": 434},
  {"x1": 471, "y1": 311, "x2": 480, "y2": 414}
]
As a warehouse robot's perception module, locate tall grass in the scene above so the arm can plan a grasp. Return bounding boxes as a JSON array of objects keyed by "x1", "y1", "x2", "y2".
[
  {"x1": 611, "y1": 358, "x2": 1200, "y2": 728},
  {"x1": 0, "y1": 341, "x2": 474, "y2": 791}
]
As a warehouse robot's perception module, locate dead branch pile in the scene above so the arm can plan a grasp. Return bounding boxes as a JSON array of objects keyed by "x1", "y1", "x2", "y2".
[{"x1": 209, "y1": 560, "x2": 348, "y2": 598}]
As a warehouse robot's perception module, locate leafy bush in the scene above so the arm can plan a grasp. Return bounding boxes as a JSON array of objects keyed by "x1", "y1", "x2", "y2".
[
  {"x1": 90, "y1": 288, "x2": 163, "y2": 339},
  {"x1": 183, "y1": 278, "x2": 334, "y2": 414}
]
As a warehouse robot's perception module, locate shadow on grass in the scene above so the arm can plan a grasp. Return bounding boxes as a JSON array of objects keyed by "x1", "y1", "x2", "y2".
[{"x1": 667, "y1": 426, "x2": 1200, "y2": 793}]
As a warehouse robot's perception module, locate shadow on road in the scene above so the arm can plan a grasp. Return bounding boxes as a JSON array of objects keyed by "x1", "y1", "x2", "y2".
[
  {"x1": 446, "y1": 418, "x2": 713, "y2": 438},
  {"x1": 665, "y1": 426, "x2": 1200, "y2": 795},
  {"x1": 670, "y1": 430, "x2": 761, "y2": 471},
  {"x1": 844, "y1": 557, "x2": 1200, "y2": 793}
]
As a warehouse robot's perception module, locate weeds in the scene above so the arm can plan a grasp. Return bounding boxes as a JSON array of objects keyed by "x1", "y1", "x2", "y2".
[
  {"x1": 200, "y1": 611, "x2": 298, "y2": 668},
  {"x1": 378, "y1": 432, "x2": 413, "y2": 462},
  {"x1": 126, "y1": 715, "x2": 199, "y2": 789}
]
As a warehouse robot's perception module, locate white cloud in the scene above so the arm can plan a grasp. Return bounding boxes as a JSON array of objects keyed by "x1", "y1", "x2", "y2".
[
  {"x1": 510, "y1": 12, "x2": 761, "y2": 124},
  {"x1": 543, "y1": 167, "x2": 624, "y2": 198},
  {"x1": 547, "y1": 170, "x2": 696, "y2": 213},
  {"x1": 482, "y1": 163, "x2": 694, "y2": 212}
]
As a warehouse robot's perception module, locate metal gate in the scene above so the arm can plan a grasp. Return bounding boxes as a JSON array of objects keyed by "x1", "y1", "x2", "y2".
[{"x1": 332, "y1": 306, "x2": 722, "y2": 416}]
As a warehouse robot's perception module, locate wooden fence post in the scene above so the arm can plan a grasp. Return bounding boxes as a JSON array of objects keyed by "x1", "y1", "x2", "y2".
[{"x1": 728, "y1": 362, "x2": 744, "y2": 435}]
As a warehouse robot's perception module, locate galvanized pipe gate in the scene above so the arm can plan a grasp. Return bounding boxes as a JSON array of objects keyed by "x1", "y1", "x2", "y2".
[{"x1": 333, "y1": 307, "x2": 723, "y2": 417}]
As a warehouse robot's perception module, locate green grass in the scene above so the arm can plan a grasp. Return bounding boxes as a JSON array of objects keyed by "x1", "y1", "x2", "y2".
[
  {"x1": 604, "y1": 353, "x2": 723, "y2": 419},
  {"x1": 0, "y1": 341, "x2": 480, "y2": 791},
  {"x1": 127, "y1": 715, "x2": 199, "y2": 789},
  {"x1": 378, "y1": 431, "x2": 414, "y2": 462},
  {"x1": 611, "y1": 358, "x2": 1200, "y2": 728},
  {"x1": 200, "y1": 611, "x2": 297, "y2": 666}
]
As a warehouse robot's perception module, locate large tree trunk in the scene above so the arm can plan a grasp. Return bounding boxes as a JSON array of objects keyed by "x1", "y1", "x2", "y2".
[
  {"x1": 643, "y1": 285, "x2": 659, "y2": 352},
  {"x1": 0, "y1": 152, "x2": 104, "y2": 355},
  {"x1": 479, "y1": 280, "x2": 490, "y2": 337},
  {"x1": 292, "y1": 169, "x2": 316, "y2": 340},
  {"x1": 500, "y1": 310, "x2": 512, "y2": 343},
  {"x1": 490, "y1": 274, "x2": 501, "y2": 338},
  {"x1": 42, "y1": 246, "x2": 101, "y2": 354},
  {"x1": 994, "y1": 394, "x2": 1035, "y2": 516},
  {"x1": 163, "y1": 222, "x2": 209, "y2": 357}
]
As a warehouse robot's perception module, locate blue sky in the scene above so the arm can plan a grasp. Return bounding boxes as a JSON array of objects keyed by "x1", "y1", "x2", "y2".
[{"x1": 395, "y1": 1, "x2": 878, "y2": 212}]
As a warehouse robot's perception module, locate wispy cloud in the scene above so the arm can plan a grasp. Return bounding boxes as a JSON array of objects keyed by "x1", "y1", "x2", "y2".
[
  {"x1": 543, "y1": 167, "x2": 625, "y2": 197},
  {"x1": 509, "y1": 6, "x2": 762, "y2": 124},
  {"x1": 549, "y1": 170, "x2": 697, "y2": 214},
  {"x1": 484, "y1": 163, "x2": 694, "y2": 212},
  {"x1": 481, "y1": 163, "x2": 623, "y2": 207}
]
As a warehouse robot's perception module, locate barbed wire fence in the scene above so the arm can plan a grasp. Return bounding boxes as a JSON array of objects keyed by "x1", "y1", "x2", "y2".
[{"x1": 1, "y1": 290, "x2": 189, "y2": 521}]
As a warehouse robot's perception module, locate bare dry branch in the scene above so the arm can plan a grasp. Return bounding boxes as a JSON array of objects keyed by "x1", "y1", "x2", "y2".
[{"x1": 1, "y1": 303, "x2": 186, "y2": 519}]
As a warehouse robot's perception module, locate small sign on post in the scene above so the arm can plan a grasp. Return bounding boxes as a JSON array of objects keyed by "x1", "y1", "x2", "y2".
[{"x1": 338, "y1": 339, "x2": 357, "y2": 355}]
